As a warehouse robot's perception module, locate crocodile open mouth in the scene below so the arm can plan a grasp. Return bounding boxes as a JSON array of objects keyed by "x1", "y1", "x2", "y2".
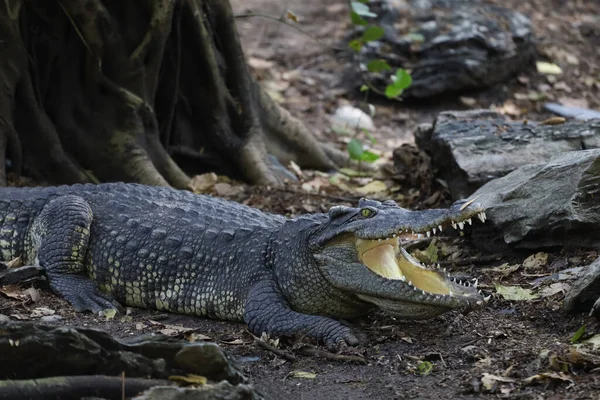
[{"x1": 356, "y1": 238, "x2": 453, "y2": 295}]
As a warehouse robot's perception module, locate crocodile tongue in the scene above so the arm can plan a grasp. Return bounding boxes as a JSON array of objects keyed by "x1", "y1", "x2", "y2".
[{"x1": 357, "y1": 238, "x2": 452, "y2": 295}]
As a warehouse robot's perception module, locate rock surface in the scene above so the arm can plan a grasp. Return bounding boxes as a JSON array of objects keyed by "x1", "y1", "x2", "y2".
[
  {"x1": 347, "y1": 0, "x2": 536, "y2": 98},
  {"x1": 468, "y1": 149, "x2": 600, "y2": 251},
  {"x1": 415, "y1": 110, "x2": 600, "y2": 199},
  {"x1": 564, "y1": 256, "x2": 600, "y2": 318}
]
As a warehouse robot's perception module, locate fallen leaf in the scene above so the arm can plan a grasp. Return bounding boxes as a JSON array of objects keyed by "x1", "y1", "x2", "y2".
[
  {"x1": 580, "y1": 334, "x2": 600, "y2": 350},
  {"x1": 539, "y1": 282, "x2": 570, "y2": 297},
  {"x1": 23, "y1": 287, "x2": 41, "y2": 302},
  {"x1": 355, "y1": 180, "x2": 388, "y2": 195},
  {"x1": 536, "y1": 61, "x2": 563, "y2": 75},
  {"x1": 0, "y1": 285, "x2": 25, "y2": 300},
  {"x1": 214, "y1": 183, "x2": 243, "y2": 197},
  {"x1": 482, "y1": 263, "x2": 520, "y2": 276},
  {"x1": 102, "y1": 309, "x2": 117, "y2": 319},
  {"x1": 539, "y1": 117, "x2": 566, "y2": 126},
  {"x1": 168, "y1": 374, "x2": 207, "y2": 385},
  {"x1": 288, "y1": 370, "x2": 317, "y2": 379},
  {"x1": 188, "y1": 173, "x2": 218, "y2": 193},
  {"x1": 522, "y1": 372, "x2": 573, "y2": 386},
  {"x1": 30, "y1": 307, "x2": 55, "y2": 318},
  {"x1": 481, "y1": 373, "x2": 516, "y2": 391},
  {"x1": 416, "y1": 361, "x2": 433, "y2": 375},
  {"x1": 495, "y1": 284, "x2": 540, "y2": 301},
  {"x1": 523, "y1": 252, "x2": 548, "y2": 270},
  {"x1": 185, "y1": 332, "x2": 212, "y2": 342}
]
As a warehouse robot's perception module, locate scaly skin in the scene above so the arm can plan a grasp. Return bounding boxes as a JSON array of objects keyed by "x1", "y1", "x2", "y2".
[{"x1": 0, "y1": 183, "x2": 486, "y2": 349}]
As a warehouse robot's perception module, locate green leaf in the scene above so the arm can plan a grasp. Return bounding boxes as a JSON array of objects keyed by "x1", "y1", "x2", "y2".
[
  {"x1": 571, "y1": 325, "x2": 586, "y2": 344},
  {"x1": 362, "y1": 26, "x2": 384, "y2": 42},
  {"x1": 385, "y1": 68, "x2": 413, "y2": 98},
  {"x1": 351, "y1": 2, "x2": 377, "y2": 18},
  {"x1": 359, "y1": 84, "x2": 369, "y2": 92},
  {"x1": 366, "y1": 59, "x2": 392, "y2": 73},
  {"x1": 385, "y1": 83, "x2": 404, "y2": 99},
  {"x1": 349, "y1": 39, "x2": 364, "y2": 52},
  {"x1": 417, "y1": 361, "x2": 433, "y2": 375},
  {"x1": 350, "y1": 11, "x2": 368, "y2": 26},
  {"x1": 360, "y1": 150, "x2": 380, "y2": 162},
  {"x1": 393, "y1": 68, "x2": 413, "y2": 89},
  {"x1": 347, "y1": 139, "x2": 364, "y2": 160}
]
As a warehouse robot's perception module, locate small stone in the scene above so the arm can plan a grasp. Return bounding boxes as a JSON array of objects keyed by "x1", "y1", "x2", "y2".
[
  {"x1": 40, "y1": 315, "x2": 63, "y2": 323},
  {"x1": 0, "y1": 314, "x2": 10, "y2": 322}
]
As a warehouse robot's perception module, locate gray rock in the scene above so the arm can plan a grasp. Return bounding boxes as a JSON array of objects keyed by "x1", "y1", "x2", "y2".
[
  {"x1": 469, "y1": 149, "x2": 600, "y2": 251},
  {"x1": 415, "y1": 110, "x2": 600, "y2": 199},
  {"x1": 347, "y1": 0, "x2": 536, "y2": 98},
  {"x1": 40, "y1": 315, "x2": 63, "y2": 323},
  {"x1": 564, "y1": 257, "x2": 600, "y2": 318},
  {"x1": 0, "y1": 314, "x2": 9, "y2": 322}
]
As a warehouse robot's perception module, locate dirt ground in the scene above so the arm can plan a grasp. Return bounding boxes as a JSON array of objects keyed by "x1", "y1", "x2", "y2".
[{"x1": 2, "y1": 0, "x2": 600, "y2": 399}]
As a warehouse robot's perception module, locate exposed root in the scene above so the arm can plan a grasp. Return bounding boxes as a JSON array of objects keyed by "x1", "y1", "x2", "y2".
[{"x1": 0, "y1": 0, "x2": 356, "y2": 188}]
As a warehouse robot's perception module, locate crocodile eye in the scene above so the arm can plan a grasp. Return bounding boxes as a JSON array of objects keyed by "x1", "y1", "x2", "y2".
[{"x1": 360, "y1": 208, "x2": 375, "y2": 218}]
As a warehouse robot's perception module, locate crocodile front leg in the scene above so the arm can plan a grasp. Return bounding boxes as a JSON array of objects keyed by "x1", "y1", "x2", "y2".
[
  {"x1": 244, "y1": 277, "x2": 359, "y2": 350},
  {"x1": 29, "y1": 195, "x2": 121, "y2": 313}
]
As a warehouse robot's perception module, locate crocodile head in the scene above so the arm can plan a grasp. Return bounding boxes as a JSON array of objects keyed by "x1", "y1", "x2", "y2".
[{"x1": 309, "y1": 197, "x2": 488, "y2": 319}]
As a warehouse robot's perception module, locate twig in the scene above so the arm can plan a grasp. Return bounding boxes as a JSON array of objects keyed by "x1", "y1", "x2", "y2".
[
  {"x1": 254, "y1": 338, "x2": 297, "y2": 362},
  {"x1": 298, "y1": 346, "x2": 367, "y2": 364}
]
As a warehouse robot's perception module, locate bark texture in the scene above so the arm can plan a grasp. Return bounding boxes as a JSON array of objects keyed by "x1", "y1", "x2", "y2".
[{"x1": 0, "y1": 0, "x2": 348, "y2": 187}]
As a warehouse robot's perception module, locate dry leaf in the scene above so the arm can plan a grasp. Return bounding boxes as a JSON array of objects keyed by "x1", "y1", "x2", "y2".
[
  {"x1": 482, "y1": 263, "x2": 520, "y2": 276},
  {"x1": 169, "y1": 374, "x2": 207, "y2": 385},
  {"x1": 30, "y1": 307, "x2": 55, "y2": 318},
  {"x1": 214, "y1": 183, "x2": 243, "y2": 197},
  {"x1": 188, "y1": 173, "x2": 218, "y2": 193},
  {"x1": 523, "y1": 252, "x2": 548, "y2": 270},
  {"x1": 355, "y1": 180, "x2": 388, "y2": 195},
  {"x1": 481, "y1": 373, "x2": 516, "y2": 391},
  {"x1": 495, "y1": 284, "x2": 540, "y2": 301},
  {"x1": 0, "y1": 285, "x2": 25, "y2": 300},
  {"x1": 536, "y1": 61, "x2": 563, "y2": 75},
  {"x1": 102, "y1": 309, "x2": 117, "y2": 319},
  {"x1": 4, "y1": 257, "x2": 23, "y2": 269},
  {"x1": 23, "y1": 287, "x2": 41, "y2": 302},
  {"x1": 523, "y1": 372, "x2": 573, "y2": 386},
  {"x1": 539, "y1": 282, "x2": 570, "y2": 297},
  {"x1": 289, "y1": 370, "x2": 317, "y2": 379}
]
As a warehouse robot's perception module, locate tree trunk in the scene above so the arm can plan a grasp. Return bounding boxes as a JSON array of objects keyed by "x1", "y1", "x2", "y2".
[{"x1": 0, "y1": 0, "x2": 350, "y2": 188}]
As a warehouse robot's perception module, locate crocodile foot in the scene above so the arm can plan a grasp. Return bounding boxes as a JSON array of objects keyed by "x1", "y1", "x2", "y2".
[{"x1": 48, "y1": 273, "x2": 124, "y2": 314}]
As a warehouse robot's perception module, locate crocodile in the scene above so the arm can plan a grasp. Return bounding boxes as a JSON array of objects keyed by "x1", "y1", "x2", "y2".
[{"x1": 0, "y1": 183, "x2": 488, "y2": 348}]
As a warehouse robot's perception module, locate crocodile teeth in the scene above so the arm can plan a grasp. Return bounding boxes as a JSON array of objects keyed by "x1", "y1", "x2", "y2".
[
  {"x1": 451, "y1": 221, "x2": 457, "y2": 229},
  {"x1": 432, "y1": 227, "x2": 437, "y2": 234},
  {"x1": 426, "y1": 231, "x2": 431, "y2": 238},
  {"x1": 392, "y1": 233, "x2": 397, "y2": 238},
  {"x1": 438, "y1": 225, "x2": 443, "y2": 232},
  {"x1": 417, "y1": 233, "x2": 423, "y2": 239},
  {"x1": 466, "y1": 218, "x2": 472, "y2": 225},
  {"x1": 484, "y1": 295, "x2": 491, "y2": 302},
  {"x1": 478, "y1": 212, "x2": 486, "y2": 223},
  {"x1": 472, "y1": 278, "x2": 478, "y2": 288},
  {"x1": 458, "y1": 221, "x2": 465, "y2": 230},
  {"x1": 408, "y1": 281, "x2": 412, "y2": 286}
]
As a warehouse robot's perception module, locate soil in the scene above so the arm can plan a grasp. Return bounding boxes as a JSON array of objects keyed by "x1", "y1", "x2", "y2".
[{"x1": 2, "y1": 0, "x2": 600, "y2": 399}]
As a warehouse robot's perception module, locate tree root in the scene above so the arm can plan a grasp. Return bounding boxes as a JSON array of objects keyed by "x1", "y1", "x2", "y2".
[
  {"x1": 0, "y1": 0, "x2": 355, "y2": 188},
  {"x1": 0, "y1": 376, "x2": 173, "y2": 400}
]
